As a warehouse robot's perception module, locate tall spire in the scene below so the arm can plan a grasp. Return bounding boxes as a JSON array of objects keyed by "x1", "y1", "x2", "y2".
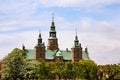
[
  {"x1": 75, "y1": 27, "x2": 78, "y2": 41},
  {"x1": 39, "y1": 28, "x2": 42, "y2": 39},
  {"x1": 47, "y1": 13, "x2": 59, "y2": 50},
  {"x1": 74, "y1": 27, "x2": 80, "y2": 47},
  {"x1": 49, "y1": 13, "x2": 56, "y2": 38},
  {"x1": 74, "y1": 34, "x2": 79, "y2": 47},
  {"x1": 38, "y1": 29, "x2": 42, "y2": 45},
  {"x1": 51, "y1": 13, "x2": 55, "y2": 31},
  {"x1": 52, "y1": 13, "x2": 54, "y2": 22},
  {"x1": 75, "y1": 27, "x2": 79, "y2": 41}
]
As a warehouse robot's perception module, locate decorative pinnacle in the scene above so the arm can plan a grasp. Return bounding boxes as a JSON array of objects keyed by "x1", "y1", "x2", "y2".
[
  {"x1": 38, "y1": 28, "x2": 42, "y2": 39},
  {"x1": 75, "y1": 27, "x2": 77, "y2": 36},
  {"x1": 75, "y1": 26, "x2": 78, "y2": 40},
  {"x1": 39, "y1": 28, "x2": 41, "y2": 34},
  {"x1": 52, "y1": 13, "x2": 54, "y2": 22}
]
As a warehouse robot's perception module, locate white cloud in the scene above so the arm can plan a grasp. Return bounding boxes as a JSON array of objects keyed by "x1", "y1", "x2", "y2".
[
  {"x1": 0, "y1": 0, "x2": 119, "y2": 13},
  {"x1": 38, "y1": 0, "x2": 120, "y2": 8}
]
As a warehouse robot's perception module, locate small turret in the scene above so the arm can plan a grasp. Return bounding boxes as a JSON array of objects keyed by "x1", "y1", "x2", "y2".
[
  {"x1": 73, "y1": 33, "x2": 81, "y2": 48},
  {"x1": 74, "y1": 34, "x2": 79, "y2": 47},
  {"x1": 34, "y1": 31, "x2": 45, "y2": 60},
  {"x1": 38, "y1": 32, "x2": 42, "y2": 46},
  {"x1": 71, "y1": 32, "x2": 82, "y2": 62}
]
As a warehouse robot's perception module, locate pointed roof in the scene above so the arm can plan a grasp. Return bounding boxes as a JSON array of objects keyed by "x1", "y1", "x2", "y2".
[
  {"x1": 50, "y1": 13, "x2": 55, "y2": 31},
  {"x1": 75, "y1": 27, "x2": 79, "y2": 41},
  {"x1": 55, "y1": 50, "x2": 63, "y2": 57},
  {"x1": 38, "y1": 32, "x2": 42, "y2": 39},
  {"x1": 52, "y1": 13, "x2": 54, "y2": 23},
  {"x1": 72, "y1": 31, "x2": 82, "y2": 48},
  {"x1": 38, "y1": 29, "x2": 42, "y2": 39},
  {"x1": 38, "y1": 32, "x2": 42, "y2": 43},
  {"x1": 75, "y1": 34, "x2": 79, "y2": 41}
]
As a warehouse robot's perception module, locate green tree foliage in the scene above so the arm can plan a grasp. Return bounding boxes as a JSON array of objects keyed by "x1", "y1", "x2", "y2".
[
  {"x1": 1, "y1": 48, "x2": 26, "y2": 80},
  {"x1": 63, "y1": 62, "x2": 74, "y2": 79},
  {"x1": 98, "y1": 64, "x2": 120, "y2": 80},
  {"x1": 37, "y1": 61, "x2": 51, "y2": 79},
  {"x1": 23, "y1": 59, "x2": 39, "y2": 79},
  {"x1": 79, "y1": 60, "x2": 97, "y2": 80},
  {"x1": 47, "y1": 62, "x2": 65, "y2": 79}
]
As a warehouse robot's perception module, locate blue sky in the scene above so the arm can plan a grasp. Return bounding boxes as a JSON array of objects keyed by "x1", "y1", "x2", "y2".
[{"x1": 0, "y1": 0, "x2": 120, "y2": 64}]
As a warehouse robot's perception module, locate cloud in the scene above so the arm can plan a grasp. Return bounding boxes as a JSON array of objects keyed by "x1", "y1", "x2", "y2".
[
  {"x1": 0, "y1": 0, "x2": 120, "y2": 13},
  {"x1": 0, "y1": 0, "x2": 37, "y2": 14},
  {"x1": 38, "y1": 0, "x2": 120, "y2": 8}
]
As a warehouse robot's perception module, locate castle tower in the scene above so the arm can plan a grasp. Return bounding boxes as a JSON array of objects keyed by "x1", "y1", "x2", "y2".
[
  {"x1": 47, "y1": 14, "x2": 59, "y2": 51},
  {"x1": 71, "y1": 34, "x2": 82, "y2": 62},
  {"x1": 34, "y1": 32, "x2": 45, "y2": 60}
]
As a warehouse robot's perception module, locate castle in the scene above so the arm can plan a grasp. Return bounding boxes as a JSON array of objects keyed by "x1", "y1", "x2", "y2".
[{"x1": 23, "y1": 15, "x2": 90, "y2": 62}]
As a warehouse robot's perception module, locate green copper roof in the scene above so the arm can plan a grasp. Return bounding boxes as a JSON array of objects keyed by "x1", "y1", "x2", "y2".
[
  {"x1": 62, "y1": 51, "x2": 71, "y2": 60},
  {"x1": 25, "y1": 49, "x2": 89, "y2": 60},
  {"x1": 82, "y1": 51, "x2": 89, "y2": 60},
  {"x1": 55, "y1": 50, "x2": 63, "y2": 57},
  {"x1": 45, "y1": 50, "x2": 55, "y2": 59},
  {"x1": 26, "y1": 49, "x2": 34, "y2": 59}
]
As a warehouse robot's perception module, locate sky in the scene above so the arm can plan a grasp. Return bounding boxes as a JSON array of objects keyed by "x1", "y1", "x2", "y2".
[{"x1": 0, "y1": 0, "x2": 120, "y2": 65}]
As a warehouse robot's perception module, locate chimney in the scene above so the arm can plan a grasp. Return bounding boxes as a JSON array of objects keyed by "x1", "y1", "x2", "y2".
[
  {"x1": 66, "y1": 48, "x2": 69, "y2": 51},
  {"x1": 22, "y1": 44, "x2": 25, "y2": 51}
]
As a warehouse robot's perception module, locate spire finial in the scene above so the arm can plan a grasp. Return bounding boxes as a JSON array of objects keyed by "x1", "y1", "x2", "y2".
[
  {"x1": 75, "y1": 27, "x2": 77, "y2": 36},
  {"x1": 39, "y1": 28, "x2": 41, "y2": 34},
  {"x1": 75, "y1": 26, "x2": 78, "y2": 40},
  {"x1": 38, "y1": 28, "x2": 42, "y2": 39},
  {"x1": 52, "y1": 13, "x2": 54, "y2": 22}
]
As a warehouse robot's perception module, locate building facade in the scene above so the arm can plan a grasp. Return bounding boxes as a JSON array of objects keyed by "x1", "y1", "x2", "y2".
[{"x1": 24, "y1": 16, "x2": 90, "y2": 62}]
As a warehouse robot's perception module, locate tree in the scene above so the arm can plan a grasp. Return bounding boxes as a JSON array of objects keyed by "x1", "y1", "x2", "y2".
[
  {"x1": 100, "y1": 64, "x2": 120, "y2": 80},
  {"x1": 1, "y1": 48, "x2": 26, "y2": 80},
  {"x1": 23, "y1": 59, "x2": 39, "y2": 80},
  {"x1": 48, "y1": 62, "x2": 65, "y2": 80},
  {"x1": 63, "y1": 62, "x2": 74, "y2": 79},
  {"x1": 36, "y1": 61, "x2": 51, "y2": 80},
  {"x1": 79, "y1": 60, "x2": 97, "y2": 80}
]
